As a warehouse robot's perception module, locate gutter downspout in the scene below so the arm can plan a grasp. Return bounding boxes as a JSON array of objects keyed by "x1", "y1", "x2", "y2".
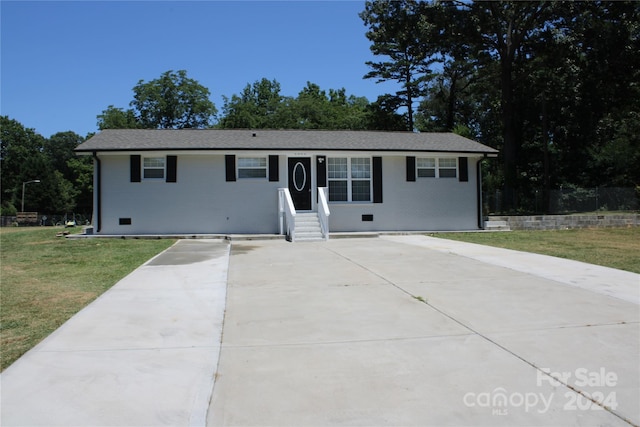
[
  {"x1": 93, "y1": 152, "x2": 101, "y2": 233},
  {"x1": 477, "y1": 156, "x2": 485, "y2": 229}
]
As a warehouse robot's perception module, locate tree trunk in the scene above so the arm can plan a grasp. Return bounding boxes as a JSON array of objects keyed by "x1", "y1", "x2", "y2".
[
  {"x1": 541, "y1": 95, "x2": 550, "y2": 213},
  {"x1": 407, "y1": 94, "x2": 414, "y2": 131},
  {"x1": 501, "y1": 59, "x2": 518, "y2": 212},
  {"x1": 406, "y1": 67, "x2": 414, "y2": 131},
  {"x1": 446, "y1": 71, "x2": 457, "y2": 130}
]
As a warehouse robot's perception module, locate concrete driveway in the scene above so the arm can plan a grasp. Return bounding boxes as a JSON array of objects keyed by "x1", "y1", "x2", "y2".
[
  {"x1": 208, "y1": 236, "x2": 639, "y2": 426},
  {"x1": 1, "y1": 236, "x2": 638, "y2": 426}
]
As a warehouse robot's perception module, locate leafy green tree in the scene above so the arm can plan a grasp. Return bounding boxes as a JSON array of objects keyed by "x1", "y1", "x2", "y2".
[
  {"x1": 362, "y1": 0, "x2": 639, "y2": 213},
  {"x1": 506, "y1": 1, "x2": 640, "y2": 211},
  {"x1": 327, "y1": 88, "x2": 371, "y2": 130},
  {"x1": 44, "y1": 131, "x2": 85, "y2": 179},
  {"x1": 1, "y1": 117, "x2": 89, "y2": 215},
  {"x1": 66, "y1": 156, "x2": 93, "y2": 214},
  {"x1": 131, "y1": 70, "x2": 217, "y2": 129},
  {"x1": 219, "y1": 80, "x2": 372, "y2": 130},
  {"x1": 51, "y1": 170, "x2": 78, "y2": 214},
  {"x1": 590, "y1": 112, "x2": 640, "y2": 188},
  {"x1": 1, "y1": 116, "x2": 47, "y2": 213},
  {"x1": 293, "y1": 82, "x2": 333, "y2": 129},
  {"x1": 97, "y1": 105, "x2": 139, "y2": 130},
  {"x1": 43, "y1": 131, "x2": 92, "y2": 214},
  {"x1": 554, "y1": 1, "x2": 640, "y2": 189},
  {"x1": 290, "y1": 83, "x2": 371, "y2": 130},
  {"x1": 416, "y1": 62, "x2": 479, "y2": 133},
  {"x1": 219, "y1": 78, "x2": 290, "y2": 129},
  {"x1": 458, "y1": 1, "x2": 557, "y2": 211},
  {"x1": 365, "y1": 95, "x2": 407, "y2": 131}
]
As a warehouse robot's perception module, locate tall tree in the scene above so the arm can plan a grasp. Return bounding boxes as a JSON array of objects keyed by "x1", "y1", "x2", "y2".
[
  {"x1": 507, "y1": 1, "x2": 640, "y2": 211},
  {"x1": 362, "y1": 0, "x2": 640, "y2": 212},
  {"x1": 416, "y1": 61, "x2": 478, "y2": 133},
  {"x1": 360, "y1": 0, "x2": 437, "y2": 131},
  {"x1": 556, "y1": 1, "x2": 640, "y2": 189},
  {"x1": 459, "y1": 1, "x2": 556, "y2": 210},
  {"x1": 130, "y1": 70, "x2": 217, "y2": 129}
]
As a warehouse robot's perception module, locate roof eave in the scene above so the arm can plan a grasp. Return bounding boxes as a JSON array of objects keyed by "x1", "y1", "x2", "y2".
[{"x1": 76, "y1": 147, "x2": 499, "y2": 154}]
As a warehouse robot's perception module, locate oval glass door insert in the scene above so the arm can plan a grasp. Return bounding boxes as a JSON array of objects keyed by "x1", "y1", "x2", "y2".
[{"x1": 293, "y1": 162, "x2": 307, "y2": 192}]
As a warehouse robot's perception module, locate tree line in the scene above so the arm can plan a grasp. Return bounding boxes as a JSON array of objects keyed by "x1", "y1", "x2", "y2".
[
  {"x1": 96, "y1": 71, "x2": 405, "y2": 132},
  {"x1": 1, "y1": 117, "x2": 92, "y2": 217},
  {"x1": 360, "y1": 0, "x2": 639, "y2": 212},
  {"x1": 2, "y1": 0, "x2": 638, "y2": 217}
]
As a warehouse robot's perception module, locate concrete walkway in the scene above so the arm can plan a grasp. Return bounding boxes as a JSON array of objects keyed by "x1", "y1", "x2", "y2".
[
  {"x1": 383, "y1": 235, "x2": 640, "y2": 305},
  {"x1": 1, "y1": 235, "x2": 639, "y2": 426},
  {"x1": 1, "y1": 240, "x2": 229, "y2": 426}
]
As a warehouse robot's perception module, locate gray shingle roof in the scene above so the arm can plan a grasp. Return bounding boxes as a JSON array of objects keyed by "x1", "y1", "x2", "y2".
[{"x1": 76, "y1": 129, "x2": 498, "y2": 154}]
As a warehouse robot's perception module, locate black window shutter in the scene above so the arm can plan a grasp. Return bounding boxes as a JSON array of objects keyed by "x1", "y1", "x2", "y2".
[
  {"x1": 316, "y1": 156, "x2": 327, "y2": 187},
  {"x1": 225, "y1": 155, "x2": 236, "y2": 182},
  {"x1": 406, "y1": 156, "x2": 416, "y2": 182},
  {"x1": 130, "y1": 155, "x2": 141, "y2": 182},
  {"x1": 268, "y1": 155, "x2": 279, "y2": 182},
  {"x1": 373, "y1": 156, "x2": 383, "y2": 203},
  {"x1": 459, "y1": 157, "x2": 468, "y2": 182},
  {"x1": 166, "y1": 155, "x2": 177, "y2": 182}
]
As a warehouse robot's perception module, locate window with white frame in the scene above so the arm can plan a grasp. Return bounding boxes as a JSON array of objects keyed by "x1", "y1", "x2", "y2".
[
  {"x1": 417, "y1": 158, "x2": 436, "y2": 177},
  {"x1": 328, "y1": 157, "x2": 371, "y2": 202},
  {"x1": 237, "y1": 157, "x2": 267, "y2": 179},
  {"x1": 143, "y1": 157, "x2": 165, "y2": 179},
  {"x1": 438, "y1": 158, "x2": 457, "y2": 178},
  {"x1": 328, "y1": 158, "x2": 348, "y2": 201},
  {"x1": 417, "y1": 157, "x2": 457, "y2": 178}
]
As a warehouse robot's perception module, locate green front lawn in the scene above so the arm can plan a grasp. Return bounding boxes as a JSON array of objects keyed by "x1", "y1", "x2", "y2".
[
  {"x1": 432, "y1": 227, "x2": 640, "y2": 274},
  {"x1": 0, "y1": 227, "x2": 175, "y2": 371}
]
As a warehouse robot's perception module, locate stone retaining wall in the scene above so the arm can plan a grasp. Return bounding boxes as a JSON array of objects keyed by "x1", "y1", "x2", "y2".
[{"x1": 488, "y1": 214, "x2": 639, "y2": 230}]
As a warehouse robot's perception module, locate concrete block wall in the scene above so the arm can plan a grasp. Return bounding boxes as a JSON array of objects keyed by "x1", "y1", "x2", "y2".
[{"x1": 488, "y1": 214, "x2": 639, "y2": 230}]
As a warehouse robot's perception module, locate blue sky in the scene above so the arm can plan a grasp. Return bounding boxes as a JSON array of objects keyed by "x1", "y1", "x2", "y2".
[{"x1": 1, "y1": 0, "x2": 399, "y2": 138}]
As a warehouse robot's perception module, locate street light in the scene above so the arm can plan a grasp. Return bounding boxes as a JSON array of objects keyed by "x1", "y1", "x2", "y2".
[{"x1": 21, "y1": 180, "x2": 41, "y2": 212}]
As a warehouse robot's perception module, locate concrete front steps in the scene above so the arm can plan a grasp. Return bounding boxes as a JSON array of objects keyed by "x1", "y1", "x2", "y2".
[
  {"x1": 294, "y1": 212, "x2": 325, "y2": 242},
  {"x1": 484, "y1": 220, "x2": 511, "y2": 231}
]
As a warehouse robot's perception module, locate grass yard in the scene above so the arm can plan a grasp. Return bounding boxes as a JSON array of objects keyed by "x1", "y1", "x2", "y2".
[
  {"x1": 433, "y1": 227, "x2": 640, "y2": 274},
  {"x1": 0, "y1": 227, "x2": 175, "y2": 371},
  {"x1": 2, "y1": 226, "x2": 637, "y2": 372}
]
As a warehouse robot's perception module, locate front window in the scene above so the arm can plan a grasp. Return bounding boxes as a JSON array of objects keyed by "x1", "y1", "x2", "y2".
[
  {"x1": 328, "y1": 158, "x2": 348, "y2": 201},
  {"x1": 143, "y1": 157, "x2": 165, "y2": 179},
  {"x1": 417, "y1": 158, "x2": 436, "y2": 177},
  {"x1": 438, "y1": 158, "x2": 457, "y2": 178},
  {"x1": 417, "y1": 157, "x2": 457, "y2": 178},
  {"x1": 328, "y1": 157, "x2": 371, "y2": 202},
  {"x1": 350, "y1": 158, "x2": 371, "y2": 201},
  {"x1": 238, "y1": 157, "x2": 267, "y2": 179}
]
